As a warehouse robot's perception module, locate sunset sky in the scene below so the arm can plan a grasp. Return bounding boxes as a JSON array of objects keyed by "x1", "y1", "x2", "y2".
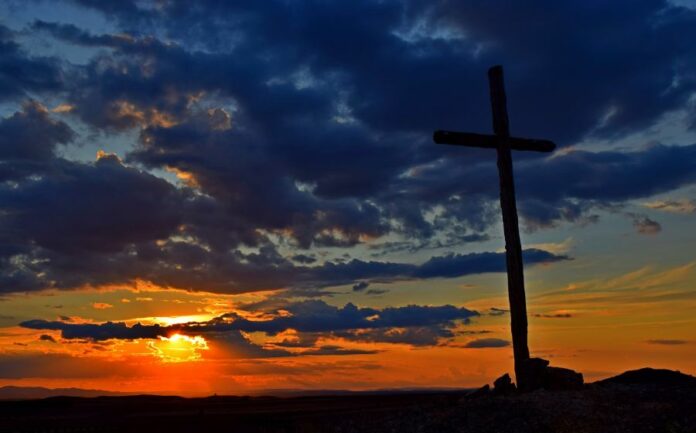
[{"x1": 1, "y1": 0, "x2": 695, "y2": 396}]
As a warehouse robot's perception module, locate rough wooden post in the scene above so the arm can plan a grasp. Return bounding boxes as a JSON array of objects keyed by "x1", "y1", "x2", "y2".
[{"x1": 488, "y1": 65, "x2": 531, "y2": 388}]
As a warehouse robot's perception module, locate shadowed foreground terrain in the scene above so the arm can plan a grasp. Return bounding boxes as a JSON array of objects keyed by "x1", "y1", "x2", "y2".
[{"x1": 1, "y1": 369, "x2": 694, "y2": 433}]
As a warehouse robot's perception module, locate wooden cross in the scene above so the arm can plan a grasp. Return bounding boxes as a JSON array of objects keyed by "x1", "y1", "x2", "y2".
[{"x1": 433, "y1": 65, "x2": 556, "y2": 389}]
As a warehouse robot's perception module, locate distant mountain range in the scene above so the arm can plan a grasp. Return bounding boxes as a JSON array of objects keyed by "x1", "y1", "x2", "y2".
[
  {"x1": 0, "y1": 386, "x2": 131, "y2": 400},
  {"x1": 1, "y1": 368, "x2": 694, "y2": 400},
  {"x1": 0, "y1": 385, "x2": 470, "y2": 400},
  {"x1": 260, "y1": 387, "x2": 473, "y2": 398}
]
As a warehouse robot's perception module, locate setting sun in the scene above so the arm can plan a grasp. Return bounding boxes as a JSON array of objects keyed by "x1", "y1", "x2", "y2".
[{"x1": 150, "y1": 334, "x2": 209, "y2": 363}]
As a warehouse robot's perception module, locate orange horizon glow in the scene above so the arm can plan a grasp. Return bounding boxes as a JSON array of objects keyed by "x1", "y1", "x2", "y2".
[{"x1": 1, "y1": 261, "x2": 694, "y2": 396}]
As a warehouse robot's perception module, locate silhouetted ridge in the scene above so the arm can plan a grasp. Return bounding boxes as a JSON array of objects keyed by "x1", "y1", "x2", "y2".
[
  {"x1": 2, "y1": 370, "x2": 695, "y2": 433},
  {"x1": 0, "y1": 386, "x2": 130, "y2": 400},
  {"x1": 596, "y1": 368, "x2": 696, "y2": 387}
]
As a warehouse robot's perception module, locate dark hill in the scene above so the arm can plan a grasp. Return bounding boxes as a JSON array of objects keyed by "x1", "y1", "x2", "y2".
[
  {"x1": 595, "y1": 367, "x2": 696, "y2": 387},
  {"x1": 0, "y1": 369, "x2": 694, "y2": 433}
]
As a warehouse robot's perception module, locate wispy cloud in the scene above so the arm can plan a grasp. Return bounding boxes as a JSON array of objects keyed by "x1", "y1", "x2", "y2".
[
  {"x1": 646, "y1": 339, "x2": 688, "y2": 345},
  {"x1": 643, "y1": 199, "x2": 696, "y2": 214},
  {"x1": 462, "y1": 338, "x2": 510, "y2": 349}
]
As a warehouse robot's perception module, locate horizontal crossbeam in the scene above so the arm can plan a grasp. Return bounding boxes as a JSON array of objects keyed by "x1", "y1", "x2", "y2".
[{"x1": 434, "y1": 130, "x2": 556, "y2": 153}]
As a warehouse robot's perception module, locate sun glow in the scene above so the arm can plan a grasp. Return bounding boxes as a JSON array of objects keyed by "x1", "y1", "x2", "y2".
[
  {"x1": 152, "y1": 315, "x2": 215, "y2": 326},
  {"x1": 150, "y1": 333, "x2": 209, "y2": 363}
]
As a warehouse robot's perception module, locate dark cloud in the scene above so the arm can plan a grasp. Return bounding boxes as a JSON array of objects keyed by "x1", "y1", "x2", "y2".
[
  {"x1": 0, "y1": 101, "x2": 74, "y2": 184},
  {"x1": 0, "y1": 100, "x2": 73, "y2": 162},
  {"x1": 2, "y1": 102, "x2": 568, "y2": 293},
  {"x1": 629, "y1": 214, "x2": 662, "y2": 235},
  {"x1": 515, "y1": 145, "x2": 696, "y2": 228},
  {"x1": 291, "y1": 254, "x2": 317, "y2": 264},
  {"x1": 214, "y1": 301, "x2": 479, "y2": 336},
  {"x1": 365, "y1": 289, "x2": 389, "y2": 296},
  {"x1": 31, "y1": 20, "x2": 144, "y2": 48},
  {"x1": 292, "y1": 249, "x2": 567, "y2": 292},
  {"x1": 533, "y1": 313, "x2": 573, "y2": 319},
  {"x1": 368, "y1": 233, "x2": 492, "y2": 258},
  {"x1": 21, "y1": 300, "x2": 478, "y2": 349},
  {"x1": 0, "y1": 152, "x2": 190, "y2": 292},
  {"x1": 413, "y1": 249, "x2": 567, "y2": 279},
  {"x1": 128, "y1": 119, "x2": 394, "y2": 249},
  {"x1": 154, "y1": 246, "x2": 566, "y2": 295},
  {"x1": 335, "y1": 327, "x2": 454, "y2": 347},
  {"x1": 21, "y1": 319, "x2": 168, "y2": 340},
  {"x1": 272, "y1": 333, "x2": 320, "y2": 349},
  {"x1": 0, "y1": 24, "x2": 63, "y2": 101},
  {"x1": 646, "y1": 339, "x2": 688, "y2": 345},
  {"x1": 1, "y1": 0, "x2": 696, "y2": 295},
  {"x1": 205, "y1": 330, "x2": 293, "y2": 359},
  {"x1": 300, "y1": 345, "x2": 379, "y2": 356},
  {"x1": 0, "y1": 134, "x2": 569, "y2": 301},
  {"x1": 458, "y1": 330, "x2": 492, "y2": 335},
  {"x1": 38, "y1": 334, "x2": 57, "y2": 343},
  {"x1": 428, "y1": 1, "x2": 696, "y2": 141},
  {"x1": 58, "y1": 0, "x2": 696, "y2": 144},
  {"x1": 489, "y1": 308, "x2": 508, "y2": 317},
  {"x1": 463, "y1": 338, "x2": 511, "y2": 349},
  {"x1": 352, "y1": 281, "x2": 369, "y2": 292},
  {"x1": 406, "y1": 143, "x2": 696, "y2": 230},
  {"x1": 1, "y1": 156, "x2": 183, "y2": 254},
  {"x1": 43, "y1": 1, "x2": 696, "y2": 225},
  {"x1": 522, "y1": 145, "x2": 696, "y2": 201}
]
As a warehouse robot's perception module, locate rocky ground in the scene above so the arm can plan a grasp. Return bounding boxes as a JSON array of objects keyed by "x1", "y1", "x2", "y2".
[{"x1": 0, "y1": 368, "x2": 694, "y2": 433}]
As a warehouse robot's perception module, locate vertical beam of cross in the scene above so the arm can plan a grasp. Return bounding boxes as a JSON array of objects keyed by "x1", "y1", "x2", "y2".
[
  {"x1": 433, "y1": 66, "x2": 556, "y2": 390},
  {"x1": 488, "y1": 66, "x2": 530, "y2": 386}
]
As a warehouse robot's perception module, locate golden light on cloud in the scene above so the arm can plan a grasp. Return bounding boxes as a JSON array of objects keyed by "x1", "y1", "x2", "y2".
[
  {"x1": 51, "y1": 103, "x2": 75, "y2": 113},
  {"x1": 528, "y1": 237, "x2": 574, "y2": 255},
  {"x1": 643, "y1": 199, "x2": 696, "y2": 214},
  {"x1": 165, "y1": 166, "x2": 201, "y2": 188},
  {"x1": 150, "y1": 334, "x2": 209, "y2": 363},
  {"x1": 150, "y1": 314, "x2": 215, "y2": 326},
  {"x1": 112, "y1": 100, "x2": 178, "y2": 128},
  {"x1": 96, "y1": 150, "x2": 121, "y2": 162}
]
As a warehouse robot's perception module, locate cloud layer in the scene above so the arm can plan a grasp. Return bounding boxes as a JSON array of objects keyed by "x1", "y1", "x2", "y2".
[
  {"x1": 1, "y1": 0, "x2": 696, "y2": 294},
  {"x1": 21, "y1": 300, "x2": 480, "y2": 355}
]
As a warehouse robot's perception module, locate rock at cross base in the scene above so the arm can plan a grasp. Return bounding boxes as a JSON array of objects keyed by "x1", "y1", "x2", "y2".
[
  {"x1": 519, "y1": 358, "x2": 550, "y2": 391},
  {"x1": 518, "y1": 358, "x2": 584, "y2": 392},
  {"x1": 493, "y1": 373, "x2": 516, "y2": 395},
  {"x1": 546, "y1": 366, "x2": 584, "y2": 390},
  {"x1": 467, "y1": 384, "x2": 491, "y2": 399}
]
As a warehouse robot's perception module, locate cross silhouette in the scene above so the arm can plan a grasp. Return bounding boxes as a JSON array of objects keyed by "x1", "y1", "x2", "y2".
[{"x1": 434, "y1": 65, "x2": 556, "y2": 390}]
